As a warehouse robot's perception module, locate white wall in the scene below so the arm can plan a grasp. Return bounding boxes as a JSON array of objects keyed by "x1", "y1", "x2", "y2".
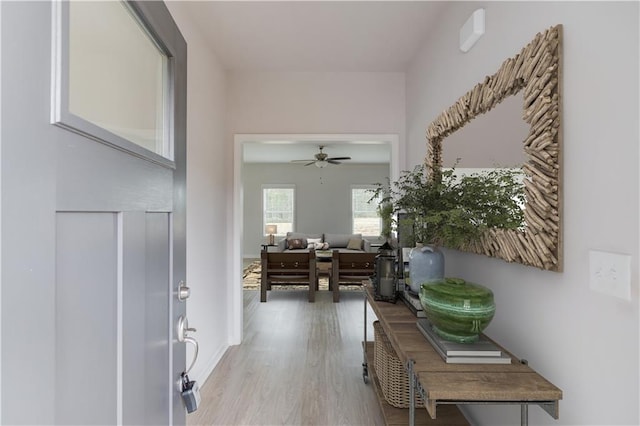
[
  {"x1": 228, "y1": 71, "x2": 405, "y2": 137},
  {"x1": 407, "y1": 2, "x2": 639, "y2": 425},
  {"x1": 165, "y1": 2, "x2": 230, "y2": 385},
  {"x1": 243, "y1": 163, "x2": 389, "y2": 257}
]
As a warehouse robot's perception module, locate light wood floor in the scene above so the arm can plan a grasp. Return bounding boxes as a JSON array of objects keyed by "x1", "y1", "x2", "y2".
[{"x1": 188, "y1": 289, "x2": 385, "y2": 426}]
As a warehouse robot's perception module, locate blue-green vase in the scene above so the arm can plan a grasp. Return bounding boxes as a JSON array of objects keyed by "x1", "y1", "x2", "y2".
[{"x1": 407, "y1": 244, "x2": 444, "y2": 293}]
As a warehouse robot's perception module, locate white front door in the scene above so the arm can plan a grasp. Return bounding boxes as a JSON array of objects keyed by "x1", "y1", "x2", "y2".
[{"x1": 1, "y1": 1, "x2": 187, "y2": 424}]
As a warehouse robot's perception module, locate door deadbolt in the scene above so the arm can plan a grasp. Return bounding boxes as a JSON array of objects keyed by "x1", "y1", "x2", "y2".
[{"x1": 178, "y1": 280, "x2": 191, "y2": 301}]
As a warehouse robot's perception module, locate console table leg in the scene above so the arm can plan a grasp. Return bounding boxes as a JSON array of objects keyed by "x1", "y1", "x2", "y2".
[
  {"x1": 521, "y1": 404, "x2": 528, "y2": 426},
  {"x1": 408, "y1": 359, "x2": 415, "y2": 426}
]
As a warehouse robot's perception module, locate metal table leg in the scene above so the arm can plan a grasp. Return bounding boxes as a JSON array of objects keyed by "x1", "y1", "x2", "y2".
[
  {"x1": 362, "y1": 291, "x2": 369, "y2": 384},
  {"x1": 520, "y1": 358, "x2": 528, "y2": 425}
]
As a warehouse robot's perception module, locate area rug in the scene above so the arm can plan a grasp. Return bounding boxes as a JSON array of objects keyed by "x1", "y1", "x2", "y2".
[{"x1": 243, "y1": 261, "x2": 361, "y2": 291}]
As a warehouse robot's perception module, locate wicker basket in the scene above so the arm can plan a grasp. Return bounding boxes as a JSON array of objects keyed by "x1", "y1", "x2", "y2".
[{"x1": 373, "y1": 320, "x2": 425, "y2": 408}]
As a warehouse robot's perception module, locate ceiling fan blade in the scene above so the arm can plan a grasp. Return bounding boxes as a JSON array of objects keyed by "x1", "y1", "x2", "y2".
[{"x1": 293, "y1": 148, "x2": 351, "y2": 166}]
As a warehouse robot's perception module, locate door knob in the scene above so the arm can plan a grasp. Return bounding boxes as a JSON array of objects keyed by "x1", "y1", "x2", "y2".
[
  {"x1": 176, "y1": 315, "x2": 196, "y2": 342},
  {"x1": 176, "y1": 315, "x2": 199, "y2": 375}
]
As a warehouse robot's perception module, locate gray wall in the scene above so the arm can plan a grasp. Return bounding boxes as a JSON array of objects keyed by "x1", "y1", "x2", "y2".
[{"x1": 243, "y1": 163, "x2": 389, "y2": 257}]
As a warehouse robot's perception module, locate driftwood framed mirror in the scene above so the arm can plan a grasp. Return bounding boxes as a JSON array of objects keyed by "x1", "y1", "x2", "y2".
[{"x1": 425, "y1": 25, "x2": 563, "y2": 271}]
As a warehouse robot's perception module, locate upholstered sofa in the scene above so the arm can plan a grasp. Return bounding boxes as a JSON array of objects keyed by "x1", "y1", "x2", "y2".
[{"x1": 276, "y1": 232, "x2": 371, "y2": 253}]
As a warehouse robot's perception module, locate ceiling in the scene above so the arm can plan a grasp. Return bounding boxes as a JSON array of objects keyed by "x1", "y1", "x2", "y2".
[
  {"x1": 181, "y1": 1, "x2": 448, "y2": 72},
  {"x1": 179, "y1": 1, "x2": 448, "y2": 164}
]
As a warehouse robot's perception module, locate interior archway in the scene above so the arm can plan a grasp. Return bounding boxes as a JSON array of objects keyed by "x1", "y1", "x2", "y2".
[{"x1": 231, "y1": 134, "x2": 400, "y2": 343}]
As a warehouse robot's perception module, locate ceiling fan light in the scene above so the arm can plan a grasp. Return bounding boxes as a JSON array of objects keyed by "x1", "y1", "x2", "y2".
[{"x1": 315, "y1": 160, "x2": 328, "y2": 168}]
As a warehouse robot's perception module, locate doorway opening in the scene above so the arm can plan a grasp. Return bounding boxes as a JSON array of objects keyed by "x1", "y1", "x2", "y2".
[{"x1": 231, "y1": 134, "x2": 400, "y2": 343}]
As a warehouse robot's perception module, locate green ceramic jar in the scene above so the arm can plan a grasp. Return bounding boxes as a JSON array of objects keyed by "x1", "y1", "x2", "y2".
[{"x1": 419, "y1": 277, "x2": 496, "y2": 343}]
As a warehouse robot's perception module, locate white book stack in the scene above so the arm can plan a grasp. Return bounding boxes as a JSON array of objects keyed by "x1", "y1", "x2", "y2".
[
  {"x1": 401, "y1": 288, "x2": 426, "y2": 317},
  {"x1": 416, "y1": 319, "x2": 512, "y2": 364}
]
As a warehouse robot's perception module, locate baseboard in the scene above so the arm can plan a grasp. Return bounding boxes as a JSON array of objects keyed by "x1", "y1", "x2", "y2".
[{"x1": 191, "y1": 343, "x2": 228, "y2": 387}]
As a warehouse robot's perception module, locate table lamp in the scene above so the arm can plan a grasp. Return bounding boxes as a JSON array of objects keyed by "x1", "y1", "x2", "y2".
[{"x1": 265, "y1": 224, "x2": 277, "y2": 245}]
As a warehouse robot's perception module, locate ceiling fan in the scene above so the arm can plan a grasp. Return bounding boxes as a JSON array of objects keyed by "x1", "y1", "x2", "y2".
[{"x1": 290, "y1": 145, "x2": 352, "y2": 168}]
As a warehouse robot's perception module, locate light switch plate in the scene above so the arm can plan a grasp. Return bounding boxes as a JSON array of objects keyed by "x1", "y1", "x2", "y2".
[{"x1": 589, "y1": 250, "x2": 631, "y2": 301}]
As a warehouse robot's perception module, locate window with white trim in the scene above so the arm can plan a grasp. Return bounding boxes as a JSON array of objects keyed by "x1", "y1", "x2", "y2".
[
  {"x1": 352, "y1": 186, "x2": 381, "y2": 236},
  {"x1": 263, "y1": 186, "x2": 295, "y2": 237}
]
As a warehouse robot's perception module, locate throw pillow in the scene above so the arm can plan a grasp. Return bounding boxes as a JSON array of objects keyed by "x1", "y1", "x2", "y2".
[
  {"x1": 287, "y1": 238, "x2": 306, "y2": 250},
  {"x1": 325, "y1": 233, "x2": 362, "y2": 248},
  {"x1": 346, "y1": 238, "x2": 363, "y2": 250},
  {"x1": 322, "y1": 242, "x2": 330, "y2": 250},
  {"x1": 307, "y1": 238, "x2": 322, "y2": 249}
]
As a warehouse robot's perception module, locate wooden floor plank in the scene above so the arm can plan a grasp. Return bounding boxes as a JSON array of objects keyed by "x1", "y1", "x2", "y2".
[{"x1": 188, "y1": 290, "x2": 387, "y2": 425}]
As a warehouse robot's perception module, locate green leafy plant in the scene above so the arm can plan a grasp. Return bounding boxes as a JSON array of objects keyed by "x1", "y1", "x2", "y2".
[
  {"x1": 369, "y1": 164, "x2": 525, "y2": 248},
  {"x1": 377, "y1": 199, "x2": 394, "y2": 240}
]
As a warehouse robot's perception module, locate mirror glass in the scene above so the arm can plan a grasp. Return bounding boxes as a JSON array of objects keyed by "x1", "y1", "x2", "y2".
[
  {"x1": 443, "y1": 95, "x2": 528, "y2": 219},
  {"x1": 443, "y1": 95, "x2": 528, "y2": 169}
]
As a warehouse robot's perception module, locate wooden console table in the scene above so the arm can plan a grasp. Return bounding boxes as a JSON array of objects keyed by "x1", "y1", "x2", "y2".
[{"x1": 363, "y1": 284, "x2": 562, "y2": 426}]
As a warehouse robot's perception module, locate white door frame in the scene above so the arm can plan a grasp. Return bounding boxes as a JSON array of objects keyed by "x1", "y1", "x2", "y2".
[{"x1": 231, "y1": 134, "x2": 400, "y2": 344}]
